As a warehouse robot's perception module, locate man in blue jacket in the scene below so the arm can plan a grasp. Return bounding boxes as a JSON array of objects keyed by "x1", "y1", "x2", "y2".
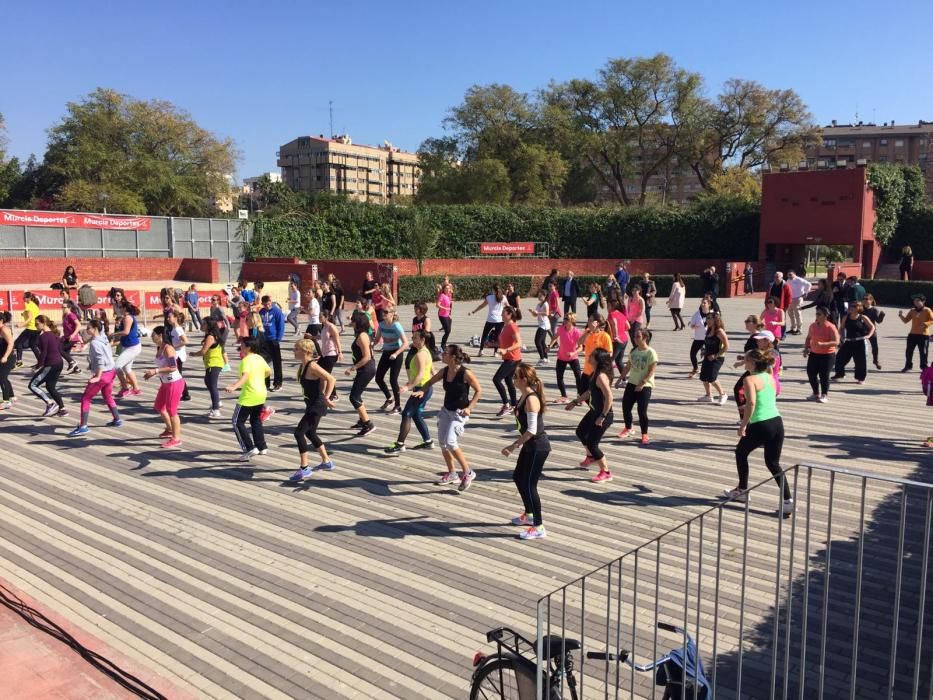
[
  {"x1": 613, "y1": 262, "x2": 629, "y2": 295},
  {"x1": 259, "y1": 295, "x2": 286, "y2": 391}
]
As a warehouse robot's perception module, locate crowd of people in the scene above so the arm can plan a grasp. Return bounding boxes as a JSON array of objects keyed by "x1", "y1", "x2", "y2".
[{"x1": 0, "y1": 262, "x2": 930, "y2": 542}]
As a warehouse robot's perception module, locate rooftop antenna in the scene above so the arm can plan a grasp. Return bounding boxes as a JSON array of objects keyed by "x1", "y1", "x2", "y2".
[
  {"x1": 854, "y1": 103, "x2": 859, "y2": 123},
  {"x1": 329, "y1": 101, "x2": 334, "y2": 139}
]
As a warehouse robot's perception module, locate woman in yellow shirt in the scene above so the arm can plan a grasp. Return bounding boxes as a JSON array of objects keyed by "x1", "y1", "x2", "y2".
[{"x1": 14, "y1": 292, "x2": 42, "y2": 367}]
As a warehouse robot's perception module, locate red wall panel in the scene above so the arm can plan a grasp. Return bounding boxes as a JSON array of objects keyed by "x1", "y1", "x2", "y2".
[{"x1": 0, "y1": 257, "x2": 217, "y2": 285}]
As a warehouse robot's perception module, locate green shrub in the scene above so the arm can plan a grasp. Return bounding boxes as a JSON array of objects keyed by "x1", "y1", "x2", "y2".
[
  {"x1": 860, "y1": 279, "x2": 933, "y2": 307},
  {"x1": 248, "y1": 196, "x2": 760, "y2": 262}
]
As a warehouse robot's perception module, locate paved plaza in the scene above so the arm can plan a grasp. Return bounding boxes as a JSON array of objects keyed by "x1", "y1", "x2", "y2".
[{"x1": 0, "y1": 296, "x2": 929, "y2": 699}]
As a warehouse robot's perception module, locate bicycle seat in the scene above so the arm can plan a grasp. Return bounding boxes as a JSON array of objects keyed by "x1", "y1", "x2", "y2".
[{"x1": 537, "y1": 635, "x2": 581, "y2": 659}]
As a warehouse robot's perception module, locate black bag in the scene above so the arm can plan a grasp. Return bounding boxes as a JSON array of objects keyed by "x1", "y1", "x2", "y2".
[{"x1": 50, "y1": 282, "x2": 64, "y2": 291}]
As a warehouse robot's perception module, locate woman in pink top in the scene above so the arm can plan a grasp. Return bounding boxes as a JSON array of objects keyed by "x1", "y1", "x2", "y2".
[
  {"x1": 762, "y1": 297, "x2": 786, "y2": 347},
  {"x1": 626, "y1": 286, "x2": 646, "y2": 332},
  {"x1": 607, "y1": 298, "x2": 630, "y2": 383},
  {"x1": 436, "y1": 283, "x2": 452, "y2": 349},
  {"x1": 235, "y1": 301, "x2": 250, "y2": 340},
  {"x1": 548, "y1": 312, "x2": 583, "y2": 402}
]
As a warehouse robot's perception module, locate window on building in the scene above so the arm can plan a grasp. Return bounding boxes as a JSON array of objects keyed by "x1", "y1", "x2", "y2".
[
  {"x1": 880, "y1": 139, "x2": 887, "y2": 146},
  {"x1": 879, "y1": 156, "x2": 888, "y2": 163},
  {"x1": 863, "y1": 141, "x2": 871, "y2": 149},
  {"x1": 824, "y1": 139, "x2": 836, "y2": 147},
  {"x1": 895, "y1": 140, "x2": 904, "y2": 148}
]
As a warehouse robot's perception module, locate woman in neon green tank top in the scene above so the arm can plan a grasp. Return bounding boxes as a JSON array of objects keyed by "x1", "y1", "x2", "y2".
[
  {"x1": 725, "y1": 348, "x2": 794, "y2": 516},
  {"x1": 385, "y1": 329, "x2": 436, "y2": 455}
]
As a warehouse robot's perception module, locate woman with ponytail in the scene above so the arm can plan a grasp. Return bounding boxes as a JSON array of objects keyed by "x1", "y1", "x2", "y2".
[
  {"x1": 387, "y1": 329, "x2": 437, "y2": 455},
  {"x1": 502, "y1": 363, "x2": 551, "y2": 540},
  {"x1": 68, "y1": 319, "x2": 122, "y2": 436},
  {"x1": 29, "y1": 315, "x2": 67, "y2": 417}
]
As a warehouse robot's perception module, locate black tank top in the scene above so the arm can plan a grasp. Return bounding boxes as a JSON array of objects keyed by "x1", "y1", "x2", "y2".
[
  {"x1": 0, "y1": 333, "x2": 9, "y2": 362},
  {"x1": 743, "y1": 336, "x2": 757, "y2": 353},
  {"x1": 442, "y1": 365, "x2": 471, "y2": 410},
  {"x1": 516, "y1": 394, "x2": 550, "y2": 451},
  {"x1": 352, "y1": 333, "x2": 375, "y2": 368},
  {"x1": 704, "y1": 334, "x2": 723, "y2": 359},
  {"x1": 411, "y1": 315, "x2": 427, "y2": 333},
  {"x1": 844, "y1": 315, "x2": 866, "y2": 339},
  {"x1": 587, "y1": 373, "x2": 611, "y2": 415},
  {"x1": 298, "y1": 362, "x2": 325, "y2": 408}
]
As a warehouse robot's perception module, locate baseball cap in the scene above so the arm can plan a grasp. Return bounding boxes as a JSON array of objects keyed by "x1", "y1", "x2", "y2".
[{"x1": 752, "y1": 330, "x2": 776, "y2": 342}]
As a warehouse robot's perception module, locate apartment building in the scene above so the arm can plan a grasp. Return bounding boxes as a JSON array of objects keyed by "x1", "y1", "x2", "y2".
[
  {"x1": 805, "y1": 120, "x2": 933, "y2": 194},
  {"x1": 277, "y1": 135, "x2": 420, "y2": 204},
  {"x1": 242, "y1": 171, "x2": 282, "y2": 193}
]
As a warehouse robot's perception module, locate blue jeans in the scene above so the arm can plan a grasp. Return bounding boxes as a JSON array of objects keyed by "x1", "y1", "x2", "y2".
[{"x1": 401, "y1": 386, "x2": 433, "y2": 443}]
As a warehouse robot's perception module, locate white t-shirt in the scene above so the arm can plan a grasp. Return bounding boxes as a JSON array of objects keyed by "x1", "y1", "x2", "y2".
[
  {"x1": 690, "y1": 311, "x2": 707, "y2": 341},
  {"x1": 486, "y1": 294, "x2": 505, "y2": 323},
  {"x1": 288, "y1": 287, "x2": 300, "y2": 310},
  {"x1": 308, "y1": 297, "x2": 321, "y2": 325},
  {"x1": 536, "y1": 301, "x2": 550, "y2": 330},
  {"x1": 171, "y1": 326, "x2": 188, "y2": 363}
]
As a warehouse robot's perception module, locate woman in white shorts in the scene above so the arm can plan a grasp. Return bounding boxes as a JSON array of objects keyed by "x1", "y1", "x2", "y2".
[
  {"x1": 407, "y1": 344, "x2": 482, "y2": 492},
  {"x1": 111, "y1": 300, "x2": 143, "y2": 399}
]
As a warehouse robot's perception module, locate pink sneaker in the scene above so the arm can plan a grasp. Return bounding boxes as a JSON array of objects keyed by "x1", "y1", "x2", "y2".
[
  {"x1": 555, "y1": 396, "x2": 570, "y2": 404},
  {"x1": 116, "y1": 389, "x2": 130, "y2": 400},
  {"x1": 128, "y1": 388, "x2": 142, "y2": 396},
  {"x1": 511, "y1": 512, "x2": 533, "y2": 526},
  {"x1": 640, "y1": 434, "x2": 650, "y2": 445},
  {"x1": 161, "y1": 438, "x2": 182, "y2": 448},
  {"x1": 617, "y1": 428, "x2": 631, "y2": 439},
  {"x1": 579, "y1": 456, "x2": 596, "y2": 468},
  {"x1": 159, "y1": 430, "x2": 173, "y2": 439},
  {"x1": 591, "y1": 471, "x2": 613, "y2": 483},
  {"x1": 260, "y1": 406, "x2": 275, "y2": 423}
]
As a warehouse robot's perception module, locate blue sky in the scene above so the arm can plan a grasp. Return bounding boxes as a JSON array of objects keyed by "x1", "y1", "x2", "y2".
[{"x1": 3, "y1": 0, "x2": 932, "y2": 180}]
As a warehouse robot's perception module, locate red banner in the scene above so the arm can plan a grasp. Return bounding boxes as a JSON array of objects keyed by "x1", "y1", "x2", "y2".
[
  {"x1": 480, "y1": 242, "x2": 535, "y2": 255},
  {"x1": 144, "y1": 289, "x2": 228, "y2": 310},
  {"x1": 0, "y1": 209, "x2": 151, "y2": 231},
  {"x1": 5, "y1": 289, "x2": 142, "y2": 311}
]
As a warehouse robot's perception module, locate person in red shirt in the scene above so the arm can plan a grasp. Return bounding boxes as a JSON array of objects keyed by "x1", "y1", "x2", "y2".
[
  {"x1": 493, "y1": 306, "x2": 523, "y2": 417},
  {"x1": 767, "y1": 272, "x2": 793, "y2": 311}
]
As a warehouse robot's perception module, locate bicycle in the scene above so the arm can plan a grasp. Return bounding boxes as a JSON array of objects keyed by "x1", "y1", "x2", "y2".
[{"x1": 469, "y1": 622, "x2": 710, "y2": 700}]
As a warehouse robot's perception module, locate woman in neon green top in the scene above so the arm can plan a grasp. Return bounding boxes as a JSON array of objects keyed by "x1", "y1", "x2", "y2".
[
  {"x1": 725, "y1": 348, "x2": 793, "y2": 516},
  {"x1": 386, "y1": 329, "x2": 436, "y2": 454},
  {"x1": 189, "y1": 318, "x2": 226, "y2": 418}
]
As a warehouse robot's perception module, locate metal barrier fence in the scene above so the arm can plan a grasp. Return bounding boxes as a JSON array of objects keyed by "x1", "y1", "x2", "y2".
[{"x1": 536, "y1": 464, "x2": 933, "y2": 699}]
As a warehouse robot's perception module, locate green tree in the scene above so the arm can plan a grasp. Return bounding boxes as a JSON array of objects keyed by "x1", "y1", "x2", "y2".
[
  {"x1": 699, "y1": 166, "x2": 762, "y2": 204},
  {"x1": 679, "y1": 79, "x2": 819, "y2": 189},
  {"x1": 544, "y1": 54, "x2": 705, "y2": 206},
  {"x1": 405, "y1": 208, "x2": 440, "y2": 275},
  {"x1": 868, "y1": 163, "x2": 926, "y2": 245},
  {"x1": 40, "y1": 88, "x2": 238, "y2": 216}
]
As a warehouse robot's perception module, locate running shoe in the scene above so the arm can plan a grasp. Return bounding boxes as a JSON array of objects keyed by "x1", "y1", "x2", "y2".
[
  {"x1": 128, "y1": 388, "x2": 141, "y2": 397},
  {"x1": 222, "y1": 364, "x2": 231, "y2": 372},
  {"x1": 116, "y1": 389, "x2": 130, "y2": 400},
  {"x1": 855, "y1": 380, "x2": 864, "y2": 385},
  {"x1": 270, "y1": 384, "x2": 283, "y2": 393},
  {"x1": 412, "y1": 439, "x2": 434, "y2": 450},
  {"x1": 0, "y1": 402, "x2": 11, "y2": 411},
  {"x1": 68, "y1": 425, "x2": 90, "y2": 437},
  {"x1": 511, "y1": 512, "x2": 533, "y2": 526},
  {"x1": 318, "y1": 461, "x2": 335, "y2": 471},
  {"x1": 356, "y1": 422, "x2": 375, "y2": 437},
  {"x1": 159, "y1": 429, "x2": 173, "y2": 438},
  {"x1": 697, "y1": 395, "x2": 713, "y2": 403},
  {"x1": 817, "y1": 395, "x2": 828, "y2": 403},
  {"x1": 106, "y1": 418, "x2": 123, "y2": 427},
  {"x1": 380, "y1": 397, "x2": 394, "y2": 411},
  {"x1": 496, "y1": 405, "x2": 511, "y2": 418},
  {"x1": 161, "y1": 438, "x2": 182, "y2": 448},
  {"x1": 384, "y1": 442, "x2": 405, "y2": 456},
  {"x1": 259, "y1": 406, "x2": 275, "y2": 423},
  {"x1": 555, "y1": 396, "x2": 570, "y2": 404},
  {"x1": 722, "y1": 488, "x2": 748, "y2": 503},
  {"x1": 14, "y1": 361, "x2": 23, "y2": 369},
  {"x1": 806, "y1": 394, "x2": 819, "y2": 401},
  {"x1": 717, "y1": 395, "x2": 728, "y2": 406},
  {"x1": 257, "y1": 448, "x2": 268, "y2": 455},
  {"x1": 874, "y1": 361, "x2": 882, "y2": 370},
  {"x1": 289, "y1": 466, "x2": 314, "y2": 482},
  {"x1": 207, "y1": 409, "x2": 222, "y2": 419},
  {"x1": 520, "y1": 526, "x2": 547, "y2": 540},
  {"x1": 901, "y1": 365, "x2": 913, "y2": 373},
  {"x1": 350, "y1": 420, "x2": 365, "y2": 430},
  {"x1": 240, "y1": 447, "x2": 260, "y2": 461},
  {"x1": 579, "y1": 455, "x2": 596, "y2": 468},
  {"x1": 67, "y1": 364, "x2": 79, "y2": 374},
  {"x1": 388, "y1": 405, "x2": 401, "y2": 416},
  {"x1": 55, "y1": 409, "x2": 69, "y2": 418},
  {"x1": 181, "y1": 394, "x2": 191, "y2": 401},
  {"x1": 42, "y1": 403, "x2": 57, "y2": 417},
  {"x1": 458, "y1": 470, "x2": 476, "y2": 492},
  {"x1": 435, "y1": 472, "x2": 458, "y2": 485},
  {"x1": 617, "y1": 428, "x2": 632, "y2": 439},
  {"x1": 781, "y1": 498, "x2": 795, "y2": 516},
  {"x1": 924, "y1": 438, "x2": 933, "y2": 448},
  {"x1": 591, "y1": 471, "x2": 613, "y2": 483},
  {"x1": 640, "y1": 434, "x2": 650, "y2": 445}
]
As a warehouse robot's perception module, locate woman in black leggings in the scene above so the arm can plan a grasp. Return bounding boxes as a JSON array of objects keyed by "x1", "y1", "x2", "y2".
[
  {"x1": 345, "y1": 316, "x2": 377, "y2": 436},
  {"x1": 529, "y1": 291, "x2": 550, "y2": 364},
  {"x1": 289, "y1": 339, "x2": 337, "y2": 481},
  {"x1": 373, "y1": 307, "x2": 408, "y2": 414},
  {"x1": 549, "y1": 313, "x2": 583, "y2": 403},
  {"x1": 502, "y1": 363, "x2": 550, "y2": 541},
  {"x1": 617, "y1": 328, "x2": 657, "y2": 444},
  {"x1": 0, "y1": 312, "x2": 16, "y2": 409},
  {"x1": 492, "y1": 306, "x2": 522, "y2": 417},
  {"x1": 567, "y1": 347, "x2": 614, "y2": 482},
  {"x1": 803, "y1": 307, "x2": 840, "y2": 402},
  {"x1": 189, "y1": 318, "x2": 225, "y2": 418},
  {"x1": 687, "y1": 299, "x2": 710, "y2": 378},
  {"x1": 29, "y1": 315, "x2": 66, "y2": 417}
]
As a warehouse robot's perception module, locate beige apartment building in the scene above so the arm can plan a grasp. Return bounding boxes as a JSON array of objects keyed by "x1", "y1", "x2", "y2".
[
  {"x1": 805, "y1": 120, "x2": 933, "y2": 194},
  {"x1": 277, "y1": 135, "x2": 420, "y2": 204}
]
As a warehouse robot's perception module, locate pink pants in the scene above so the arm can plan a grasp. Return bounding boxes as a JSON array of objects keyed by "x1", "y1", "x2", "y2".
[{"x1": 80, "y1": 369, "x2": 117, "y2": 414}]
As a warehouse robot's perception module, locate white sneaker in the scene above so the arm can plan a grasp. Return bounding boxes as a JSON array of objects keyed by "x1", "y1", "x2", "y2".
[
  {"x1": 781, "y1": 499, "x2": 795, "y2": 516},
  {"x1": 240, "y1": 447, "x2": 260, "y2": 462},
  {"x1": 697, "y1": 395, "x2": 713, "y2": 403},
  {"x1": 207, "y1": 409, "x2": 222, "y2": 419},
  {"x1": 817, "y1": 395, "x2": 828, "y2": 403},
  {"x1": 257, "y1": 448, "x2": 268, "y2": 455},
  {"x1": 717, "y1": 395, "x2": 728, "y2": 406}
]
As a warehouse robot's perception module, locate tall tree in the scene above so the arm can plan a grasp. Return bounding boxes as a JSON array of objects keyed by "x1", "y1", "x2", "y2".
[
  {"x1": 679, "y1": 79, "x2": 819, "y2": 189},
  {"x1": 544, "y1": 54, "x2": 705, "y2": 206},
  {"x1": 41, "y1": 88, "x2": 238, "y2": 215}
]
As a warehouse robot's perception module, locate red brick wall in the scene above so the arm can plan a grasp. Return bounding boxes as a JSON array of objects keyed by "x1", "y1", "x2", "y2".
[
  {"x1": 911, "y1": 261, "x2": 933, "y2": 280},
  {"x1": 240, "y1": 259, "x2": 391, "y2": 301},
  {"x1": 0, "y1": 257, "x2": 218, "y2": 285}
]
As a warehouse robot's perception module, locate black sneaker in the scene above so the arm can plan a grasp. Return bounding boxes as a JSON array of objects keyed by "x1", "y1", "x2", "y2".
[
  {"x1": 356, "y1": 422, "x2": 375, "y2": 437},
  {"x1": 380, "y1": 397, "x2": 394, "y2": 411},
  {"x1": 270, "y1": 384, "x2": 283, "y2": 393},
  {"x1": 901, "y1": 366, "x2": 913, "y2": 373},
  {"x1": 350, "y1": 420, "x2": 365, "y2": 430},
  {"x1": 388, "y1": 404, "x2": 401, "y2": 416},
  {"x1": 384, "y1": 442, "x2": 405, "y2": 455},
  {"x1": 412, "y1": 439, "x2": 434, "y2": 450}
]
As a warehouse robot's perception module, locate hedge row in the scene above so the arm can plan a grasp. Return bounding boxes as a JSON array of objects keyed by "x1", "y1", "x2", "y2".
[
  {"x1": 247, "y1": 196, "x2": 761, "y2": 261},
  {"x1": 397, "y1": 274, "x2": 705, "y2": 304},
  {"x1": 860, "y1": 279, "x2": 933, "y2": 306}
]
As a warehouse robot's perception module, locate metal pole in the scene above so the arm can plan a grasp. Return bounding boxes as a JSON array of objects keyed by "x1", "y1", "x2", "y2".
[
  {"x1": 887, "y1": 485, "x2": 908, "y2": 699},
  {"x1": 536, "y1": 599, "x2": 545, "y2": 700},
  {"x1": 818, "y1": 470, "x2": 835, "y2": 700},
  {"x1": 912, "y1": 490, "x2": 931, "y2": 698},
  {"x1": 849, "y1": 477, "x2": 867, "y2": 700},
  {"x1": 799, "y1": 469, "x2": 813, "y2": 700}
]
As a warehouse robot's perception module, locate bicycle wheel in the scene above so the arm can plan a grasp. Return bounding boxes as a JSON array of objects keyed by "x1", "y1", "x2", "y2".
[{"x1": 470, "y1": 658, "x2": 525, "y2": 700}]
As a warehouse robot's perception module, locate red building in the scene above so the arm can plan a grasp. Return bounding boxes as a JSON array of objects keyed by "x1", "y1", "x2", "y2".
[{"x1": 759, "y1": 166, "x2": 880, "y2": 278}]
